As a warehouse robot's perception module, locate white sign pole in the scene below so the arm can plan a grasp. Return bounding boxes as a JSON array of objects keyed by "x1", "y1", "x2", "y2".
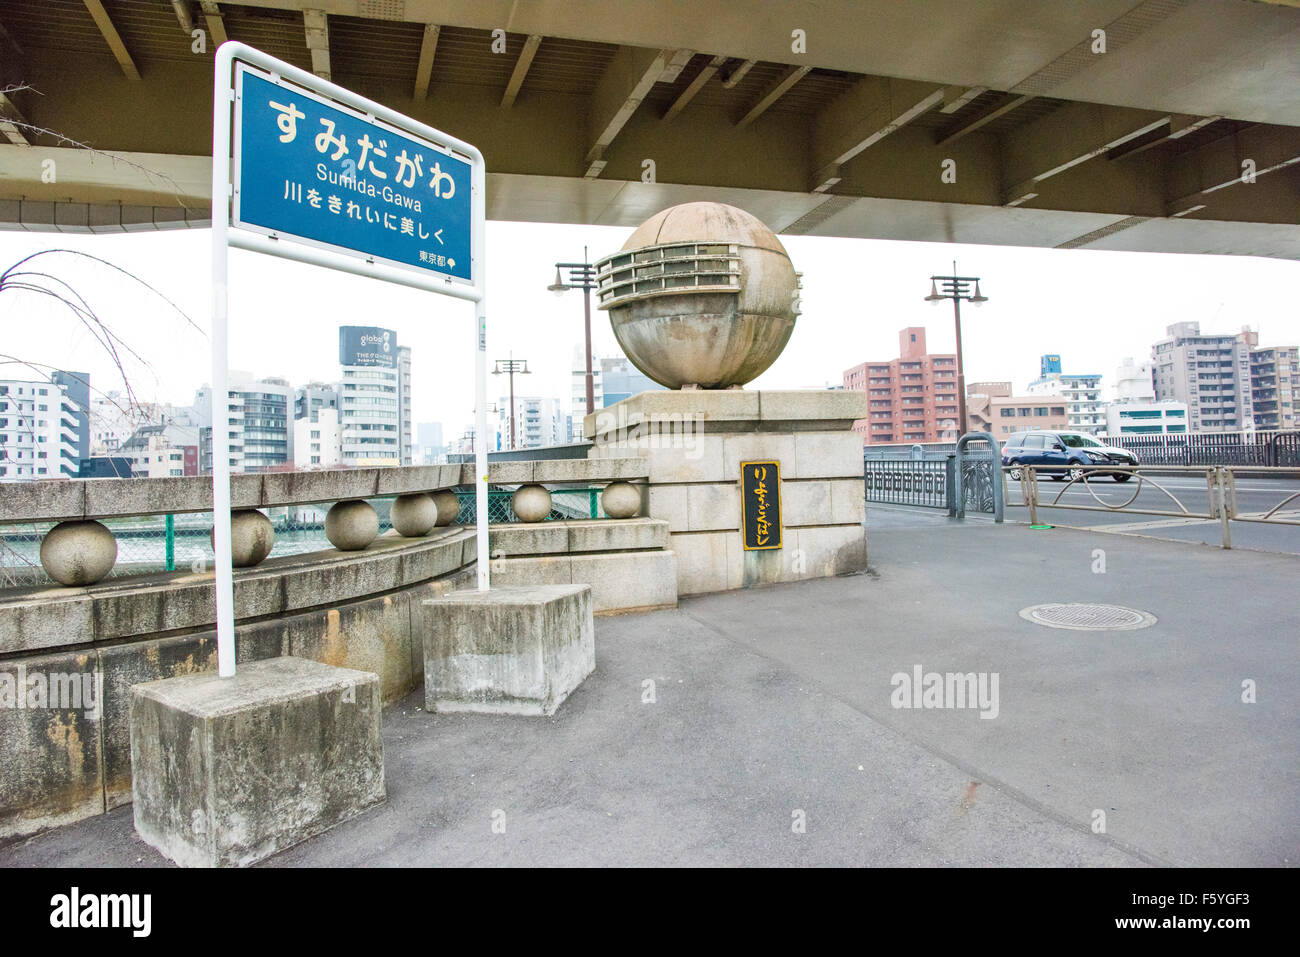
[
  {"x1": 211, "y1": 55, "x2": 237, "y2": 677},
  {"x1": 471, "y1": 144, "x2": 490, "y2": 590}
]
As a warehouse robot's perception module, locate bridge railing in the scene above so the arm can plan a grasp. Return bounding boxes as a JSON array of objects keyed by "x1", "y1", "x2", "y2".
[
  {"x1": 1003, "y1": 464, "x2": 1300, "y2": 548},
  {"x1": 0, "y1": 459, "x2": 649, "y2": 589}
]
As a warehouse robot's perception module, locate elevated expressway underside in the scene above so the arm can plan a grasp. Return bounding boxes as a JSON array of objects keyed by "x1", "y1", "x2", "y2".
[{"x1": 0, "y1": 0, "x2": 1298, "y2": 256}]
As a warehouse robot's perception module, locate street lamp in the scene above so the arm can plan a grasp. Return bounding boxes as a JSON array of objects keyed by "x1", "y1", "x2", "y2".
[
  {"x1": 549, "y1": 247, "x2": 599, "y2": 419},
  {"x1": 925, "y1": 261, "x2": 988, "y2": 439},
  {"x1": 492, "y1": 357, "x2": 531, "y2": 450}
]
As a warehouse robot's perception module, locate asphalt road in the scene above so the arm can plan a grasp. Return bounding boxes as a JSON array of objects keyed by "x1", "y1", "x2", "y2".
[
  {"x1": 1007, "y1": 474, "x2": 1300, "y2": 554},
  {"x1": 3, "y1": 519, "x2": 1294, "y2": 867}
]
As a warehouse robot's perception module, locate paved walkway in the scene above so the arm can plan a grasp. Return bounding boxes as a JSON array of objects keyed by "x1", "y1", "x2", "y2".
[{"x1": 4, "y1": 513, "x2": 1295, "y2": 866}]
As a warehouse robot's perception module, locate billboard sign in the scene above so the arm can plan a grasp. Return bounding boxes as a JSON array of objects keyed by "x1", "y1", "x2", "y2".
[
  {"x1": 339, "y1": 325, "x2": 397, "y2": 368},
  {"x1": 233, "y1": 64, "x2": 473, "y2": 285}
]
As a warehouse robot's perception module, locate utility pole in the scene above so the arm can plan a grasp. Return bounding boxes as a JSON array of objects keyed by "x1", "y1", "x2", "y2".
[
  {"x1": 492, "y1": 357, "x2": 531, "y2": 450},
  {"x1": 549, "y1": 248, "x2": 599, "y2": 419},
  {"x1": 924, "y1": 262, "x2": 989, "y2": 438}
]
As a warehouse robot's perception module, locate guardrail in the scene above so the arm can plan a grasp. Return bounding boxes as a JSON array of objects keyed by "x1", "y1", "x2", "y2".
[
  {"x1": 0, "y1": 460, "x2": 648, "y2": 588},
  {"x1": 1002, "y1": 464, "x2": 1300, "y2": 548}
]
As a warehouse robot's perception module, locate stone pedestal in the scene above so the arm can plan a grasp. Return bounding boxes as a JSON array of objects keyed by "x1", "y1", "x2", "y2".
[
  {"x1": 422, "y1": 585, "x2": 594, "y2": 716},
  {"x1": 130, "y1": 656, "x2": 385, "y2": 867},
  {"x1": 489, "y1": 518, "x2": 676, "y2": 614},
  {"x1": 586, "y1": 390, "x2": 868, "y2": 597}
]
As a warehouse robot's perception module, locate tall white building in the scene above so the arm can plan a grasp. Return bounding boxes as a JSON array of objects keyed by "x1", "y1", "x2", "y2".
[
  {"x1": 497, "y1": 395, "x2": 565, "y2": 450},
  {"x1": 1113, "y1": 357, "x2": 1156, "y2": 403},
  {"x1": 569, "y1": 346, "x2": 603, "y2": 443},
  {"x1": 1027, "y1": 356, "x2": 1105, "y2": 435},
  {"x1": 338, "y1": 326, "x2": 402, "y2": 466},
  {"x1": 294, "y1": 408, "x2": 342, "y2": 469},
  {"x1": 398, "y1": 345, "x2": 413, "y2": 466},
  {"x1": 0, "y1": 378, "x2": 80, "y2": 481},
  {"x1": 195, "y1": 371, "x2": 294, "y2": 474}
]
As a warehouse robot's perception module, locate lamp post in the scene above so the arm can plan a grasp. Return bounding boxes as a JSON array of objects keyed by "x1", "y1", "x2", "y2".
[
  {"x1": 492, "y1": 357, "x2": 531, "y2": 450},
  {"x1": 549, "y1": 247, "x2": 598, "y2": 419},
  {"x1": 925, "y1": 261, "x2": 988, "y2": 439}
]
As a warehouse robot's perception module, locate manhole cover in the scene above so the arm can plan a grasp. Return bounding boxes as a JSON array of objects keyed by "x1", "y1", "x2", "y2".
[{"x1": 1019, "y1": 603, "x2": 1157, "y2": 631}]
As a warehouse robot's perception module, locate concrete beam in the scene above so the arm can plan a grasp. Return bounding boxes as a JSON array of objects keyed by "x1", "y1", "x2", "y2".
[
  {"x1": 0, "y1": 90, "x2": 30, "y2": 146},
  {"x1": 1000, "y1": 101, "x2": 1172, "y2": 206},
  {"x1": 940, "y1": 85, "x2": 987, "y2": 114},
  {"x1": 935, "y1": 93, "x2": 1033, "y2": 147},
  {"x1": 735, "y1": 65, "x2": 811, "y2": 129},
  {"x1": 811, "y1": 77, "x2": 946, "y2": 191},
  {"x1": 663, "y1": 54, "x2": 727, "y2": 121},
  {"x1": 304, "y1": 9, "x2": 330, "y2": 80},
  {"x1": 500, "y1": 34, "x2": 542, "y2": 109},
  {"x1": 720, "y1": 58, "x2": 756, "y2": 89},
  {"x1": 1166, "y1": 125, "x2": 1300, "y2": 217},
  {"x1": 81, "y1": 0, "x2": 141, "y2": 81},
  {"x1": 171, "y1": 0, "x2": 196, "y2": 35},
  {"x1": 200, "y1": 2, "x2": 229, "y2": 47},
  {"x1": 1109, "y1": 114, "x2": 1221, "y2": 161},
  {"x1": 585, "y1": 45, "x2": 680, "y2": 172},
  {"x1": 413, "y1": 23, "x2": 439, "y2": 101}
]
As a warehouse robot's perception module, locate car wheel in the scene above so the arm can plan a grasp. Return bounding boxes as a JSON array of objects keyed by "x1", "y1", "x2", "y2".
[
  {"x1": 1113, "y1": 472, "x2": 1131, "y2": 483},
  {"x1": 1007, "y1": 463, "x2": 1022, "y2": 481},
  {"x1": 1068, "y1": 465, "x2": 1086, "y2": 482}
]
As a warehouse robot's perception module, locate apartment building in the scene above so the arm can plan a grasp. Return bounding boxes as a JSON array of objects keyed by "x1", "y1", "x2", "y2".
[
  {"x1": 843, "y1": 327, "x2": 960, "y2": 444},
  {"x1": 1151, "y1": 321, "x2": 1253, "y2": 433}
]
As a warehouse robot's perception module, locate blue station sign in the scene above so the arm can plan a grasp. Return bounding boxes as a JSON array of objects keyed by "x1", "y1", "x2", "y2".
[{"x1": 232, "y1": 64, "x2": 473, "y2": 284}]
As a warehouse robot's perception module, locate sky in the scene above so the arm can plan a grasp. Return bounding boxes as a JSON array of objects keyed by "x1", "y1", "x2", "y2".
[{"x1": 1, "y1": 221, "x2": 1298, "y2": 440}]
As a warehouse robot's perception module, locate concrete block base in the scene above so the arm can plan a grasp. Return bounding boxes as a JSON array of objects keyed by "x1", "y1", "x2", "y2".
[
  {"x1": 489, "y1": 519, "x2": 677, "y2": 613},
  {"x1": 422, "y1": 585, "x2": 594, "y2": 716},
  {"x1": 129, "y1": 656, "x2": 385, "y2": 867}
]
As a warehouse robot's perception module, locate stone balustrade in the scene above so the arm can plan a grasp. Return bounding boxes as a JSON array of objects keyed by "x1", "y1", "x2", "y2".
[{"x1": 0, "y1": 459, "x2": 650, "y2": 587}]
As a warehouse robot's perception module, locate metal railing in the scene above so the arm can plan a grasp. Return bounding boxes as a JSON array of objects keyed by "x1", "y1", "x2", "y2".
[
  {"x1": 1110, "y1": 430, "x2": 1300, "y2": 467},
  {"x1": 1003, "y1": 464, "x2": 1300, "y2": 548},
  {"x1": 864, "y1": 458, "x2": 949, "y2": 507}
]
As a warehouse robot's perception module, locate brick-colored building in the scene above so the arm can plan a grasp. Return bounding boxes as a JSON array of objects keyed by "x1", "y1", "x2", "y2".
[
  {"x1": 843, "y1": 327, "x2": 960, "y2": 444},
  {"x1": 967, "y1": 381, "x2": 1068, "y2": 437}
]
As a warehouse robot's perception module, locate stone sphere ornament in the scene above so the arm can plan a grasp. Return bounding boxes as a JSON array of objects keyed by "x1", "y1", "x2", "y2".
[
  {"x1": 390, "y1": 492, "x2": 438, "y2": 537},
  {"x1": 325, "y1": 499, "x2": 380, "y2": 550},
  {"x1": 209, "y1": 509, "x2": 275, "y2": 567},
  {"x1": 600, "y1": 481, "x2": 642, "y2": 519},
  {"x1": 594, "y1": 202, "x2": 801, "y2": 389},
  {"x1": 431, "y1": 489, "x2": 462, "y2": 526},
  {"x1": 511, "y1": 484, "x2": 553, "y2": 523},
  {"x1": 40, "y1": 520, "x2": 117, "y2": 586}
]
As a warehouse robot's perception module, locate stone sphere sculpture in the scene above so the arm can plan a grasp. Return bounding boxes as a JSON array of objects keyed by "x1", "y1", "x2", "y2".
[
  {"x1": 594, "y1": 202, "x2": 800, "y2": 389},
  {"x1": 209, "y1": 509, "x2": 275, "y2": 567},
  {"x1": 511, "y1": 484, "x2": 553, "y2": 523},
  {"x1": 325, "y1": 499, "x2": 379, "y2": 550},
  {"x1": 431, "y1": 489, "x2": 461, "y2": 526},
  {"x1": 40, "y1": 520, "x2": 117, "y2": 586},
  {"x1": 390, "y1": 492, "x2": 439, "y2": 537},
  {"x1": 600, "y1": 481, "x2": 641, "y2": 519}
]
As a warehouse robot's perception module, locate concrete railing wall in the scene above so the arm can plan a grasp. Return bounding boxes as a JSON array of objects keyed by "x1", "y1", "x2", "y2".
[{"x1": 0, "y1": 459, "x2": 653, "y2": 842}]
